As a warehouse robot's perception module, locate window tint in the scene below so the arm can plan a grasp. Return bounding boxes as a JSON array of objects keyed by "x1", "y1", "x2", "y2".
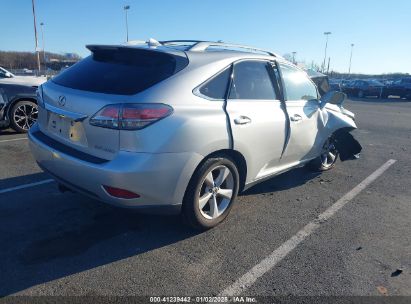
[
  {"x1": 198, "y1": 67, "x2": 231, "y2": 99},
  {"x1": 229, "y1": 61, "x2": 277, "y2": 100},
  {"x1": 52, "y1": 48, "x2": 188, "y2": 95},
  {"x1": 279, "y1": 64, "x2": 318, "y2": 101}
]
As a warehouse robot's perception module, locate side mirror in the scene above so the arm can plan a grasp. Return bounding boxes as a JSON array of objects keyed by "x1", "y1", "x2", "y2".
[
  {"x1": 320, "y1": 90, "x2": 347, "y2": 108},
  {"x1": 5, "y1": 72, "x2": 12, "y2": 78}
]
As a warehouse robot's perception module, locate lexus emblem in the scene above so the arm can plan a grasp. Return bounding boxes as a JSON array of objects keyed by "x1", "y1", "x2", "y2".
[{"x1": 58, "y1": 95, "x2": 66, "y2": 106}]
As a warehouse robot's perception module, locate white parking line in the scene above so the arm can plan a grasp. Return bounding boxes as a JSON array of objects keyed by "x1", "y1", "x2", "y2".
[
  {"x1": 219, "y1": 159, "x2": 397, "y2": 296},
  {"x1": 0, "y1": 179, "x2": 54, "y2": 195},
  {"x1": 0, "y1": 137, "x2": 27, "y2": 143}
]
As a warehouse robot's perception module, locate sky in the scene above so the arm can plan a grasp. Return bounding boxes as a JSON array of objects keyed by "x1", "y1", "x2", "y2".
[{"x1": 1, "y1": 0, "x2": 410, "y2": 74}]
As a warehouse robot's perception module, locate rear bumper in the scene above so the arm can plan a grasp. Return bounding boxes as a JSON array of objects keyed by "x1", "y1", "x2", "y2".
[{"x1": 28, "y1": 124, "x2": 203, "y2": 213}]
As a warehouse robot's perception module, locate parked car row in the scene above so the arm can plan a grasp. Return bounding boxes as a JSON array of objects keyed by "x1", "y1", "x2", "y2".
[
  {"x1": 382, "y1": 78, "x2": 411, "y2": 99},
  {"x1": 329, "y1": 77, "x2": 411, "y2": 99}
]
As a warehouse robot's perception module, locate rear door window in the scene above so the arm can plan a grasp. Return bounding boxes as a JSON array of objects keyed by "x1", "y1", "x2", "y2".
[
  {"x1": 229, "y1": 61, "x2": 278, "y2": 100},
  {"x1": 52, "y1": 47, "x2": 188, "y2": 95}
]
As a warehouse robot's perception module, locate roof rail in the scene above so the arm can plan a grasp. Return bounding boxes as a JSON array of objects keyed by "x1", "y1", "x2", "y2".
[
  {"x1": 188, "y1": 41, "x2": 280, "y2": 58},
  {"x1": 123, "y1": 39, "x2": 282, "y2": 58},
  {"x1": 160, "y1": 40, "x2": 207, "y2": 46},
  {"x1": 125, "y1": 38, "x2": 161, "y2": 47}
]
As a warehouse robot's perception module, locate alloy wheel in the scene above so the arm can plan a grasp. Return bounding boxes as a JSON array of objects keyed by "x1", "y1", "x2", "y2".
[
  {"x1": 13, "y1": 103, "x2": 38, "y2": 130},
  {"x1": 197, "y1": 165, "x2": 234, "y2": 220},
  {"x1": 320, "y1": 138, "x2": 338, "y2": 169}
]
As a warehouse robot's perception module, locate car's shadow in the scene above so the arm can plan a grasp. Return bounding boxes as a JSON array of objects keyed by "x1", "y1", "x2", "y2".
[
  {"x1": 1, "y1": 166, "x2": 321, "y2": 295},
  {"x1": 0, "y1": 174, "x2": 200, "y2": 295},
  {"x1": 242, "y1": 165, "x2": 321, "y2": 196},
  {"x1": 0, "y1": 128, "x2": 20, "y2": 136}
]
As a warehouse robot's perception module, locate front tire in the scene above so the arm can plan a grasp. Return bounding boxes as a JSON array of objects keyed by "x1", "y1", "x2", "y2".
[
  {"x1": 182, "y1": 156, "x2": 239, "y2": 230},
  {"x1": 309, "y1": 136, "x2": 339, "y2": 172},
  {"x1": 10, "y1": 100, "x2": 38, "y2": 133}
]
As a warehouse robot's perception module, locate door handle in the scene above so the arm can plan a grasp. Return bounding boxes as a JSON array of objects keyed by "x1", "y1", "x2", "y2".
[
  {"x1": 290, "y1": 114, "x2": 302, "y2": 122},
  {"x1": 234, "y1": 116, "x2": 252, "y2": 125}
]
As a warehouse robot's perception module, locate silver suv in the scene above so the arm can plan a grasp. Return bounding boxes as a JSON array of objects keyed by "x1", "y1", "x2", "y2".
[{"x1": 29, "y1": 40, "x2": 361, "y2": 229}]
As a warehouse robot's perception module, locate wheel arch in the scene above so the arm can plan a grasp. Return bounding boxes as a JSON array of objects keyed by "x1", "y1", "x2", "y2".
[
  {"x1": 6, "y1": 96, "x2": 38, "y2": 116},
  {"x1": 187, "y1": 149, "x2": 248, "y2": 195}
]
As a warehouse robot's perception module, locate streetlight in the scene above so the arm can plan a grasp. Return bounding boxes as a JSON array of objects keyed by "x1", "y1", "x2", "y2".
[
  {"x1": 40, "y1": 22, "x2": 46, "y2": 69},
  {"x1": 31, "y1": 0, "x2": 41, "y2": 73},
  {"x1": 124, "y1": 5, "x2": 130, "y2": 42},
  {"x1": 322, "y1": 31, "x2": 331, "y2": 73},
  {"x1": 348, "y1": 43, "x2": 354, "y2": 77},
  {"x1": 292, "y1": 51, "x2": 297, "y2": 64}
]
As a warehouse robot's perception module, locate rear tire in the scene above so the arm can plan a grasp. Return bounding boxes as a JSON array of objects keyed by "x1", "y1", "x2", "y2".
[
  {"x1": 10, "y1": 100, "x2": 38, "y2": 133},
  {"x1": 309, "y1": 136, "x2": 339, "y2": 172},
  {"x1": 182, "y1": 156, "x2": 239, "y2": 230}
]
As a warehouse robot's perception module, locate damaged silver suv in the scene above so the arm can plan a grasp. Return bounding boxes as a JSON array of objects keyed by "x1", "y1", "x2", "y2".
[{"x1": 29, "y1": 40, "x2": 361, "y2": 229}]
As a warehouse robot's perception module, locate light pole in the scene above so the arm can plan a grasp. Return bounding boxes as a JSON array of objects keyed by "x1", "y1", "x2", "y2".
[
  {"x1": 322, "y1": 31, "x2": 331, "y2": 73},
  {"x1": 292, "y1": 51, "x2": 297, "y2": 64},
  {"x1": 348, "y1": 43, "x2": 354, "y2": 77},
  {"x1": 40, "y1": 22, "x2": 46, "y2": 69},
  {"x1": 124, "y1": 5, "x2": 130, "y2": 42},
  {"x1": 31, "y1": 0, "x2": 41, "y2": 73}
]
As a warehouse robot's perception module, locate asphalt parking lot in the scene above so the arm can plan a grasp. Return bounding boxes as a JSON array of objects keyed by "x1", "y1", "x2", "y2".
[{"x1": 0, "y1": 98, "x2": 410, "y2": 299}]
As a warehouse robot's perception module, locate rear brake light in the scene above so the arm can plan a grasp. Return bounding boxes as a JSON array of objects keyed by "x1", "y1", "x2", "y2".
[
  {"x1": 89, "y1": 103, "x2": 172, "y2": 130},
  {"x1": 90, "y1": 105, "x2": 120, "y2": 129},
  {"x1": 103, "y1": 185, "x2": 140, "y2": 199}
]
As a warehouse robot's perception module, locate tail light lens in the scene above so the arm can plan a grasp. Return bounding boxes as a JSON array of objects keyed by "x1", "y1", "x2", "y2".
[{"x1": 90, "y1": 103, "x2": 173, "y2": 130}]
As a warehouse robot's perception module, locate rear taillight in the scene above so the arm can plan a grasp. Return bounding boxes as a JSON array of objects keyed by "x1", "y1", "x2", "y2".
[{"x1": 89, "y1": 103, "x2": 173, "y2": 130}]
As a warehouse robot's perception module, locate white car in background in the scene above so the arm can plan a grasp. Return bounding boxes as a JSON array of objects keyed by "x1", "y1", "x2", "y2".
[{"x1": 0, "y1": 67, "x2": 47, "y2": 87}]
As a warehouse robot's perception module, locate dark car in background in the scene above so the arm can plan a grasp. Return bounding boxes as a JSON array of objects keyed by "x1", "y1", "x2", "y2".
[
  {"x1": 342, "y1": 79, "x2": 384, "y2": 98},
  {"x1": 328, "y1": 79, "x2": 342, "y2": 91},
  {"x1": 382, "y1": 78, "x2": 411, "y2": 99},
  {"x1": 340, "y1": 79, "x2": 355, "y2": 90},
  {"x1": 0, "y1": 83, "x2": 38, "y2": 133}
]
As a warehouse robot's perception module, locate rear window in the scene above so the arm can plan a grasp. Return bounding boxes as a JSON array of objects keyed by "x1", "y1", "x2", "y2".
[{"x1": 52, "y1": 47, "x2": 188, "y2": 95}]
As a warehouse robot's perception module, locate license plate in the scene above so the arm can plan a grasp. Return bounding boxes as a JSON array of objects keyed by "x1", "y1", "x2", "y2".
[{"x1": 47, "y1": 112, "x2": 87, "y2": 146}]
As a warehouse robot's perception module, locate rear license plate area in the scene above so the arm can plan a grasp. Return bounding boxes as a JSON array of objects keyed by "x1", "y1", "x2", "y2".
[{"x1": 47, "y1": 111, "x2": 87, "y2": 146}]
